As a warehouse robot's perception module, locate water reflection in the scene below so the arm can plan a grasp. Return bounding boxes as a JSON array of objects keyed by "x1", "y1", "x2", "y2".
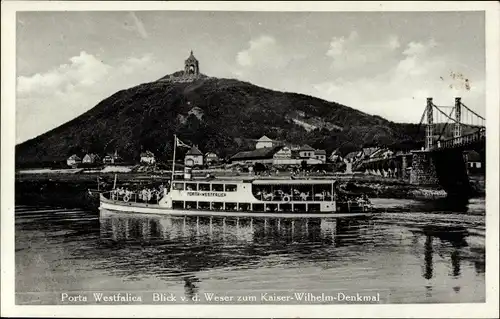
[
  {"x1": 95, "y1": 210, "x2": 373, "y2": 284},
  {"x1": 14, "y1": 203, "x2": 486, "y2": 304},
  {"x1": 99, "y1": 210, "x2": 371, "y2": 247},
  {"x1": 424, "y1": 235, "x2": 433, "y2": 280},
  {"x1": 415, "y1": 222, "x2": 482, "y2": 286}
]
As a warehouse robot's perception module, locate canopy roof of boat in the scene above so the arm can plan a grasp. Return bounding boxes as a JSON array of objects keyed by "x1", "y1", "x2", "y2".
[
  {"x1": 175, "y1": 178, "x2": 338, "y2": 185},
  {"x1": 252, "y1": 179, "x2": 338, "y2": 185}
]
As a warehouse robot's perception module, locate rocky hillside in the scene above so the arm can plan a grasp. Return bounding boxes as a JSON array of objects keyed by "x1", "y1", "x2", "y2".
[{"x1": 16, "y1": 74, "x2": 425, "y2": 166}]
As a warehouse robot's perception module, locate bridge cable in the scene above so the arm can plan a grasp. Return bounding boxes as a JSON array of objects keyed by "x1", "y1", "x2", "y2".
[
  {"x1": 412, "y1": 107, "x2": 427, "y2": 143},
  {"x1": 460, "y1": 102, "x2": 485, "y2": 121},
  {"x1": 432, "y1": 102, "x2": 460, "y2": 124},
  {"x1": 437, "y1": 107, "x2": 455, "y2": 142}
]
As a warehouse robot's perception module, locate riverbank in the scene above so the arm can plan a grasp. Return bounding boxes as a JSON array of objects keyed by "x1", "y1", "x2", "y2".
[
  {"x1": 14, "y1": 168, "x2": 414, "y2": 184},
  {"x1": 15, "y1": 171, "x2": 452, "y2": 211},
  {"x1": 15, "y1": 167, "x2": 485, "y2": 198}
]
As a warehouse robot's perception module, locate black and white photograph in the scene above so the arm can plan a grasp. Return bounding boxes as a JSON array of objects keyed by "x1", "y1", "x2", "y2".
[{"x1": 1, "y1": 1, "x2": 499, "y2": 318}]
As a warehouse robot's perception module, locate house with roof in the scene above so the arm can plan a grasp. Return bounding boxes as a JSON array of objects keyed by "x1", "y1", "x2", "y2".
[
  {"x1": 230, "y1": 145, "x2": 282, "y2": 165},
  {"x1": 464, "y1": 150, "x2": 482, "y2": 169},
  {"x1": 298, "y1": 145, "x2": 316, "y2": 159},
  {"x1": 66, "y1": 154, "x2": 82, "y2": 167},
  {"x1": 103, "y1": 155, "x2": 114, "y2": 164},
  {"x1": 255, "y1": 135, "x2": 278, "y2": 149},
  {"x1": 185, "y1": 146, "x2": 203, "y2": 166},
  {"x1": 361, "y1": 147, "x2": 379, "y2": 160},
  {"x1": 103, "y1": 150, "x2": 122, "y2": 165},
  {"x1": 365, "y1": 148, "x2": 394, "y2": 160},
  {"x1": 314, "y1": 149, "x2": 327, "y2": 163},
  {"x1": 272, "y1": 146, "x2": 294, "y2": 165},
  {"x1": 82, "y1": 153, "x2": 101, "y2": 165},
  {"x1": 140, "y1": 150, "x2": 156, "y2": 165},
  {"x1": 204, "y1": 152, "x2": 219, "y2": 165}
]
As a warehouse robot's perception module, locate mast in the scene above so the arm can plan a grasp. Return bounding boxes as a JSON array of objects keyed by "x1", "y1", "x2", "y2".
[{"x1": 170, "y1": 134, "x2": 177, "y2": 186}]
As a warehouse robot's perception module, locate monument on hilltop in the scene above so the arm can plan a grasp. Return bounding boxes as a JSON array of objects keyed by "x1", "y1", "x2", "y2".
[
  {"x1": 160, "y1": 50, "x2": 206, "y2": 83},
  {"x1": 184, "y1": 50, "x2": 200, "y2": 76}
]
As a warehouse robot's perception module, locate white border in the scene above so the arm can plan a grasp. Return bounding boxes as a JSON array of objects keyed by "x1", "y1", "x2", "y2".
[{"x1": 1, "y1": 1, "x2": 499, "y2": 318}]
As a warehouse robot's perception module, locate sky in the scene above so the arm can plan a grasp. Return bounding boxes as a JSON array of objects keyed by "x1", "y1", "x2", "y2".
[{"x1": 16, "y1": 10, "x2": 485, "y2": 144}]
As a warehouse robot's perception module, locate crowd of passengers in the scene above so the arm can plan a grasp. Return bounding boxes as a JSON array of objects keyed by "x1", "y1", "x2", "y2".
[
  {"x1": 110, "y1": 184, "x2": 167, "y2": 203},
  {"x1": 253, "y1": 188, "x2": 334, "y2": 201},
  {"x1": 252, "y1": 187, "x2": 372, "y2": 205}
]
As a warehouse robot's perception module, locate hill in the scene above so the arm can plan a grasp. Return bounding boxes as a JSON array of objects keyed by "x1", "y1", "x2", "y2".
[{"x1": 15, "y1": 74, "x2": 426, "y2": 166}]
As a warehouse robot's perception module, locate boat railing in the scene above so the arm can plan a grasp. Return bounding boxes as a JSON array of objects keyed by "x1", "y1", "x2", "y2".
[
  {"x1": 103, "y1": 189, "x2": 165, "y2": 204},
  {"x1": 254, "y1": 194, "x2": 336, "y2": 202}
]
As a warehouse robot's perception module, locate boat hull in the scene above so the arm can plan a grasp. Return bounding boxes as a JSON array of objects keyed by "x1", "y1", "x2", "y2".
[{"x1": 99, "y1": 195, "x2": 371, "y2": 218}]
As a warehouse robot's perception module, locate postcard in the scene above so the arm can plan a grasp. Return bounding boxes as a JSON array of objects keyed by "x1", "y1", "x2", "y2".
[{"x1": 1, "y1": 1, "x2": 499, "y2": 318}]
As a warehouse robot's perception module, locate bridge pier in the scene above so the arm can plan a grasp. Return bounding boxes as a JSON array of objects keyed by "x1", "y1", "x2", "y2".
[
  {"x1": 410, "y1": 150, "x2": 439, "y2": 185},
  {"x1": 411, "y1": 148, "x2": 473, "y2": 196},
  {"x1": 432, "y1": 148, "x2": 472, "y2": 197}
]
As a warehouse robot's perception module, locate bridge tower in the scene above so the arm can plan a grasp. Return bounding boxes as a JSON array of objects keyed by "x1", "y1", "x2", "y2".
[
  {"x1": 425, "y1": 97, "x2": 434, "y2": 150},
  {"x1": 454, "y1": 97, "x2": 462, "y2": 145}
]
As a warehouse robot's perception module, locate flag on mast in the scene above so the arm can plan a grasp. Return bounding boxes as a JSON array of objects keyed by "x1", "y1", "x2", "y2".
[{"x1": 176, "y1": 137, "x2": 191, "y2": 148}]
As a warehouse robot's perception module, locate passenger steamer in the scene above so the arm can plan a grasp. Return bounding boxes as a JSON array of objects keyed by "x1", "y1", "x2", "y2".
[{"x1": 99, "y1": 136, "x2": 373, "y2": 218}]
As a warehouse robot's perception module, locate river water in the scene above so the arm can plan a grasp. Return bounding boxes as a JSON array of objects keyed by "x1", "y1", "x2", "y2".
[{"x1": 15, "y1": 197, "x2": 485, "y2": 305}]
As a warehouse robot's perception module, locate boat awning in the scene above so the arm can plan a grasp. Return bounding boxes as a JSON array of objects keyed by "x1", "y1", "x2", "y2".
[{"x1": 252, "y1": 179, "x2": 337, "y2": 185}]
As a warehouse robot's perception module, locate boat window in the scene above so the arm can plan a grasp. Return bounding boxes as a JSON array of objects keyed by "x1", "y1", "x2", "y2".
[
  {"x1": 253, "y1": 203, "x2": 264, "y2": 212},
  {"x1": 225, "y1": 184, "x2": 237, "y2": 192},
  {"x1": 212, "y1": 202, "x2": 224, "y2": 210},
  {"x1": 172, "y1": 201, "x2": 184, "y2": 209},
  {"x1": 225, "y1": 202, "x2": 237, "y2": 211},
  {"x1": 294, "y1": 203, "x2": 306, "y2": 212},
  {"x1": 185, "y1": 183, "x2": 198, "y2": 191},
  {"x1": 173, "y1": 183, "x2": 185, "y2": 190},
  {"x1": 239, "y1": 203, "x2": 250, "y2": 211},
  {"x1": 212, "y1": 184, "x2": 224, "y2": 192},
  {"x1": 309, "y1": 203, "x2": 321, "y2": 212},
  {"x1": 198, "y1": 202, "x2": 210, "y2": 210},
  {"x1": 185, "y1": 201, "x2": 197, "y2": 209},
  {"x1": 199, "y1": 183, "x2": 210, "y2": 191},
  {"x1": 266, "y1": 203, "x2": 278, "y2": 212}
]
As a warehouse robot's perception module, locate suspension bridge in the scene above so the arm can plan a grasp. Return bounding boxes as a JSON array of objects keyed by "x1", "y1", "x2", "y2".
[
  {"x1": 411, "y1": 97, "x2": 485, "y2": 197},
  {"x1": 423, "y1": 97, "x2": 485, "y2": 152},
  {"x1": 355, "y1": 97, "x2": 485, "y2": 197}
]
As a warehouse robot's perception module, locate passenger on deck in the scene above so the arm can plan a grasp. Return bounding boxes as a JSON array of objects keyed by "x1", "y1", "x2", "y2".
[
  {"x1": 293, "y1": 189, "x2": 300, "y2": 199},
  {"x1": 300, "y1": 192, "x2": 308, "y2": 201},
  {"x1": 256, "y1": 190, "x2": 262, "y2": 200},
  {"x1": 141, "y1": 188, "x2": 148, "y2": 202}
]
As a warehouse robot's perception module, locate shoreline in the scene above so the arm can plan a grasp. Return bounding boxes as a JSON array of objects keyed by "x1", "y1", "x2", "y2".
[
  {"x1": 14, "y1": 168, "x2": 485, "y2": 203},
  {"x1": 15, "y1": 171, "x2": 448, "y2": 199}
]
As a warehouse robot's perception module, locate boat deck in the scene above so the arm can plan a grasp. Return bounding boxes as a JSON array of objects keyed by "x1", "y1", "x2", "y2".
[{"x1": 100, "y1": 195, "x2": 372, "y2": 218}]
